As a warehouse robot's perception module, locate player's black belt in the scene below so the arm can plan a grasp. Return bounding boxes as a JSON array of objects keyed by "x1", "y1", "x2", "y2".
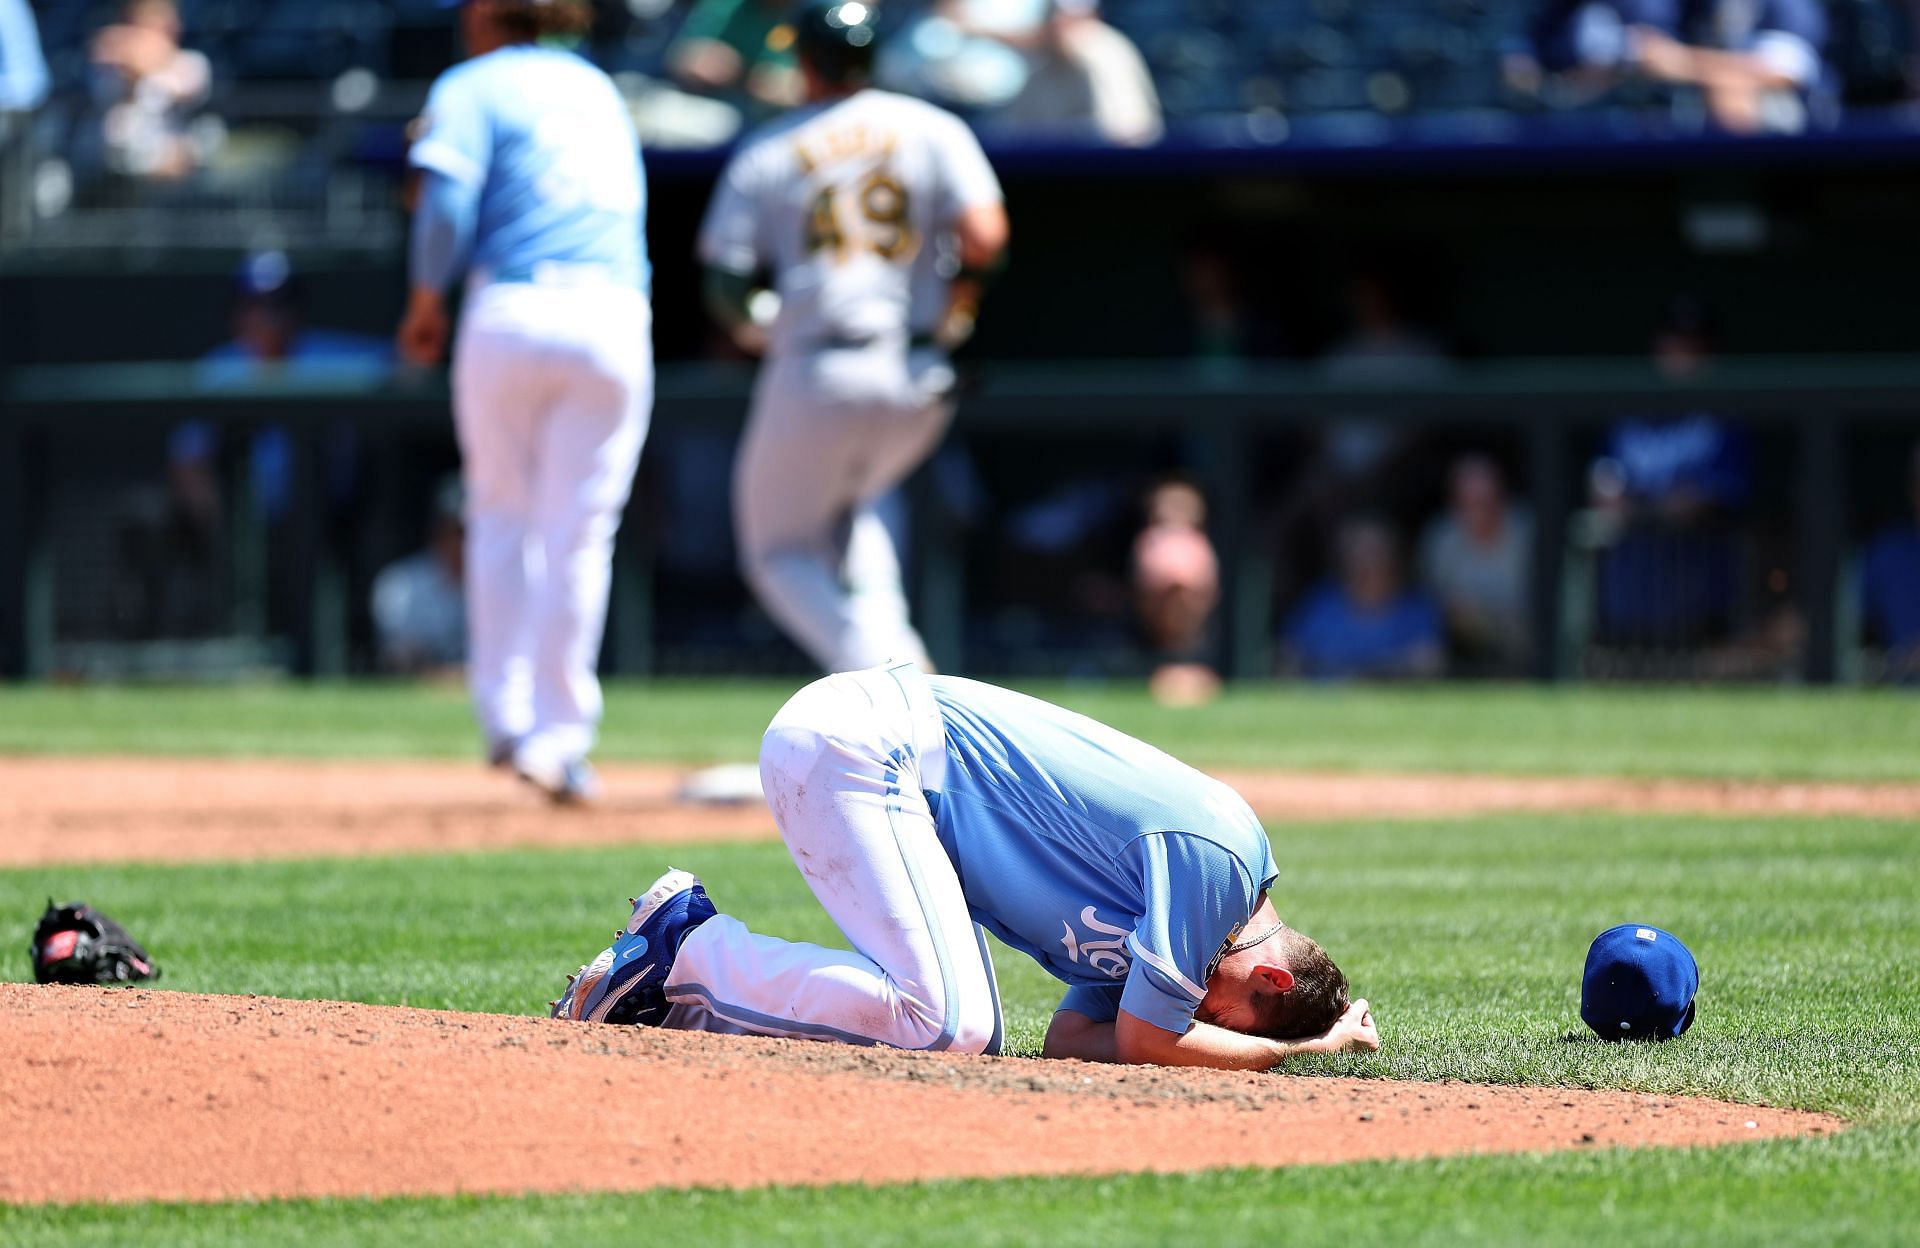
[{"x1": 816, "y1": 332, "x2": 941, "y2": 350}]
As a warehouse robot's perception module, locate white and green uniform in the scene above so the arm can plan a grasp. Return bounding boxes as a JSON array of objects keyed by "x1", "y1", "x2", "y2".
[{"x1": 698, "y1": 89, "x2": 1002, "y2": 672}]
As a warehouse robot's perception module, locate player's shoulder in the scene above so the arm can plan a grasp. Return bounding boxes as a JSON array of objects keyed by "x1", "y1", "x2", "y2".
[
  {"x1": 1133, "y1": 802, "x2": 1269, "y2": 886},
  {"x1": 724, "y1": 103, "x2": 825, "y2": 172},
  {"x1": 426, "y1": 52, "x2": 493, "y2": 98},
  {"x1": 859, "y1": 88, "x2": 963, "y2": 122},
  {"x1": 431, "y1": 46, "x2": 608, "y2": 95},
  {"x1": 863, "y1": 89, "x2": 981, "y2": 144}
]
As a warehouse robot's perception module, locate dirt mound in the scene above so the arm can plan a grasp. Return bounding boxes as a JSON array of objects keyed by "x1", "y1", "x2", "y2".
[
  {"x1": 0, "y1": 984, "x2": 1839, "y2": 1206},
  {"x1": 4, "y1": 757, "x2": 1918, "y2": 870},
  {"x1": 0, "y1": 757, "x2": 771, "y2": 868},
  {"x1": 1216, "y1": 769, "x2": 1920, "y2": 822}
]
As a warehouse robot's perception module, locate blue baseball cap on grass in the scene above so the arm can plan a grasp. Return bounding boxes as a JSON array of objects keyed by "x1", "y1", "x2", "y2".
[{"x1": 1580, "y1": 923, "x2": 1699, "y2": 1041}]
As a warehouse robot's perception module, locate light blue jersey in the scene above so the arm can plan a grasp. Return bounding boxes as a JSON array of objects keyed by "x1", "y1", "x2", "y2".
[
  {"x1": 0, "y1": 0, "x2": 49, "y2": 111},
  {"x1": 410, "y1": 45, "x2": 648, "y2": 292},
  {"x1": 923, "y1": 675, "x2": 1277, "y2": 1034}
]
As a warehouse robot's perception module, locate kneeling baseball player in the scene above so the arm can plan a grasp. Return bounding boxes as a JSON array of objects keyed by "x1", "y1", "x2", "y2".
[{"x1": 552, "y1": 663, "x2": 1379, "y2": 1068}]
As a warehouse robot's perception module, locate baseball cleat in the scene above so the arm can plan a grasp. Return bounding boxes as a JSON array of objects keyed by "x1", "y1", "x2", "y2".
[
  {"x1": 548, "y1": 868, "x2": 717, "y2": 1025},
  {"x1": 516, "y1": 755, "x2": 602, "y2": 806},
  {"x1": 485, "y1": 736, "x2": 521, "y2": 771}
]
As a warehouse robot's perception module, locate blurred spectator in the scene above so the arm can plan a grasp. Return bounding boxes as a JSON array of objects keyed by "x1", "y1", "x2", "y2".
[
  {"x1": 1861, "y1": 443, "x2": 1920, "y2": 681},
  {"x1": 194, "y1": 251, "x2": 392, "y2": 525},
  {"x1": 88, "y1": 0, "x2": 214, "y2": 179},
  {"x1": 991, "y1": 0, "x2": 1161, "y2": 146},
  {"x1": 372, "y1": 479, "x2": 468, "y2": 675},
  {"x1": 878, "y1": 0, "x2": 1044, "y2": 111},
  {"x1": 1180, "y1": 240, "x2": 1247, "y2": 363},
  {"x1": 1133, "y1": 478, "x2": 1220, "y2": 706},
  {"x1": 1518, "y1": 0, "x2": 1658, "y2": 96},
  {"x1": 121, "y1": 252, "x2": 391, "y2": 643},
  {"x1": 201, "y1": 252, "x2": 393, "y2": 388},
  {"x1": 1317, "y1": 268, "x2": 1453, "y2": 482},
  {"x1": 1419, "y1": 455, "x2": 1533, "y2": 674},
  {"x1": 667, "y1": 0, "x2": 804, "y2": 113},
  {"x1": 1589, "y1": 302, "x2": 1751, "y2": 646},
  {"x1": 0, "y1": 0, "x2": 48, "y2": 114},
  {"x1": 1518, "y1": 0, "x2": 1829, "y2": 132},
  {"x1": 1282, "y1": 518, "x2": 1444, "y2": 681},
  {"x1": 1520, "y1": 0, "x2": 1835, "y2": 131},
  {"x1": 1595, "y1": 313, "x2": 1748, "y2": 520},
  {"x1": 1177, "y1": 234, "x2": 1287, "y2": 363},
  {"x1": 112, "y1": 420, "x2": 226, "y2": 638},
  {"x1": 1266, "y1": 267, "x2": 1452, "y2": 611},
  {"x1": 1629, "y1": 0, "x2": 1831, "y2": 134}
]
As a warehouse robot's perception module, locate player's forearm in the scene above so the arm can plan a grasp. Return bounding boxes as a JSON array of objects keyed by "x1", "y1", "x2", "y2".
[
  {"x1": 1682, "y1": 48, "x2": 1799, "y2": 92},
  {"x1": 1121, "y1": 1013, "x2": 1297, "y2": 1067},
  {"x1": 953, "y1": 202, "x2": 1009, "y2": 273},
  {"x1": 1633, "y1": 34, "x2": 1799, "y2": 92},
  {"x1": 408, "y1": 171, "x2": 478, "y2": 295},
  {"x1": 1042, "y1": 1010, "x2": 1119, "y2": 1062},
  {"x1": 1114, "y1": 1012, "x2": 1313, "y2": 1072}
]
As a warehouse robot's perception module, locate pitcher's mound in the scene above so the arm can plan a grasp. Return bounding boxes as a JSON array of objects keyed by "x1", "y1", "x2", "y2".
[{"x1": 0, "y1": 984, "x2": 1839, "y2": 1206}]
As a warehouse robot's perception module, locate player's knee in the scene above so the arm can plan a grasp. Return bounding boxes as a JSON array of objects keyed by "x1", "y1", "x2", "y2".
[
  {"x1": 913, "y1": 962, "x2": 1003, "y2": 1056},
  {"x1": 948, "y1": 992, "x2": 1003, "y2": 1056},
  {"x1": 758, "y1": 676, "x2": 846, "y2": 797}
]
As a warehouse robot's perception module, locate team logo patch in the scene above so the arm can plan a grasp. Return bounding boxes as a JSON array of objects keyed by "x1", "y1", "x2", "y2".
[{"x1": 1059, "y1": 907, "x2": 1132, "y2": 979}]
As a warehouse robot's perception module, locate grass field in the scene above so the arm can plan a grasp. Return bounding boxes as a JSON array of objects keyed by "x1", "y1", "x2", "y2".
[
  {"x1": 1, "y1": 683, "x2": 1917, "y2": 1244},
  {"x1": 1, "y1": 678, "x2": 1917, "y2": 778}
]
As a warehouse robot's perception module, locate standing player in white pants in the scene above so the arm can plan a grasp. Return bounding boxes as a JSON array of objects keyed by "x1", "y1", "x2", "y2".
[
  {"x1": 553, "y1": 664, "x2": 1380, "y2": 1069},
  {"x1": 698, "y1": 2, "x2": 1009, "y2": 674},
  {"x1": 398, "y1": 0, "x2": 651, "y2": 803}
]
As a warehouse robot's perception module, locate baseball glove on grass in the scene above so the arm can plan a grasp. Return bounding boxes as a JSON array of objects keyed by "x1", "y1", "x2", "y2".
[{"x1": 29, "y1": 900, "x2": 160, "y2": 985}]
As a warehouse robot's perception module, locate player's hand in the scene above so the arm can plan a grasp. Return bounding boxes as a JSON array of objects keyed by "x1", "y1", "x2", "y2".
[
  {"x1": 397, "y1": 291, "x2": 450, "y2": 367},
  {"x1": 1313, "y1": 999, "x2": 1380, "y2": 1054}
]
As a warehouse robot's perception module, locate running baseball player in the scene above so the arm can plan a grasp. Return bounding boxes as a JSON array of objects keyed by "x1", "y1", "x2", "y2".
[
  {"x1": 553, "y1": 663, "x2": 1380, "y2": 1069},
  {"x1": 398, "y1": 0, "x2": 651, "y2": 803},
  {"x1": 699, "y1": 1, "x2": 1009, "y2": 675}
]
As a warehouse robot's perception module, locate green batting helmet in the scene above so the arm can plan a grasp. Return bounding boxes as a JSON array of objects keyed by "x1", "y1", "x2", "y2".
[{"x1": 793, "y1": 1, "x2": 880, "y2": 86}]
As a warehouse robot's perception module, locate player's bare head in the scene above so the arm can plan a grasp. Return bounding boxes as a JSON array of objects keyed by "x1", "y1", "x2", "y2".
[
  {"x1": 1198, "y1": 917, "x2": 1350, "y2": 1043},
  {"x1": 1247, "y1": 928, "x2": 1349, "y2": 1041},
  {"x1": 793, "y1": 1, "x2": 878, "y2": 93},
  {"x1": 463, "y1": 0, "x2": 593, "y2": 49}
]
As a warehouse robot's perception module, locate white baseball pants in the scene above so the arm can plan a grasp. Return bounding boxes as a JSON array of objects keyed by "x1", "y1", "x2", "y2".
[
  {"x1": 452, "y1": 280, "x2": 652, "y2": 769},
  {"x1": 662, "y1": 664, "x2": 1003, "y2": 1054},
  {"x1": 734, "y1": 345, "x2": 953, "y2": 674}
]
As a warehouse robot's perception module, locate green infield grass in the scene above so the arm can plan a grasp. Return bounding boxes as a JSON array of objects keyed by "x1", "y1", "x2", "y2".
[
  {"x1": 1, "y1": 678, "x2": 1917, "y2": 779},
  {"x1": 2, "y1": 809, "x2": 1916, "y2": 1245}
]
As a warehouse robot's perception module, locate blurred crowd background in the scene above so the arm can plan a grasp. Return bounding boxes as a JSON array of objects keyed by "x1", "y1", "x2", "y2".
[{"x1": 3, "y1": 0, "x2": 1919, "y2": 693}]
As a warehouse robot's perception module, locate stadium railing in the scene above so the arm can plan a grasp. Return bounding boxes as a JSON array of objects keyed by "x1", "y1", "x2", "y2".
[{"x1": 5, "y1": 355, "x2": 1918, "y2": 683}]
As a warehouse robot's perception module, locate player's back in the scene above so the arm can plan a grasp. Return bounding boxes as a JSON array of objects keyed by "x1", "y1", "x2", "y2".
[
  {"x1": 922, "y1": 672, "x2": 1276, "y2": 1000},
  {"x1": 416, "y1": 46, "x2": 648, "y2": 291},
  {"x1": 926, "y1": 674, "x2": 1268, "y2": 863},
  {"x1": 723, "y1": 90, "x2": 992, "y2": 352}
]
